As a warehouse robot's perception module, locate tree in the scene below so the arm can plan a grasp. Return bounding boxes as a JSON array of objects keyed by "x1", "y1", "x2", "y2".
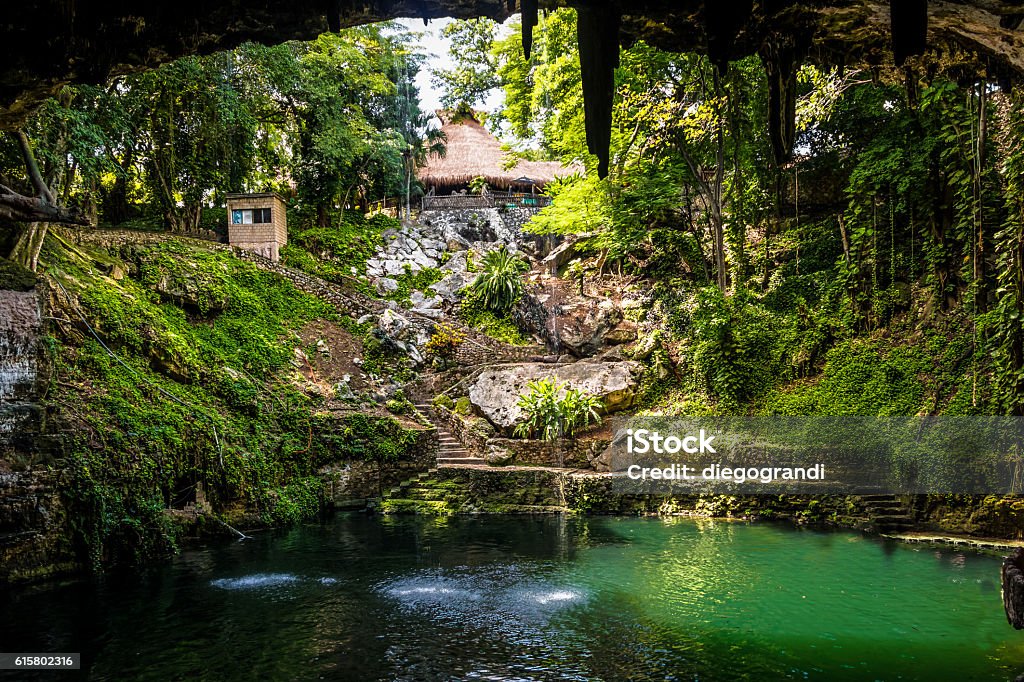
[{"x1": 431, "y1": 19, "x2": 502, "y2": 110}]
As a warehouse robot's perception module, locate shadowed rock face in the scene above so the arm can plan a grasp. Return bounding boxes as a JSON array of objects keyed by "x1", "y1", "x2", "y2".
[{"x1": 2, "y1": 1, "x2": 1023, "y2": 166}]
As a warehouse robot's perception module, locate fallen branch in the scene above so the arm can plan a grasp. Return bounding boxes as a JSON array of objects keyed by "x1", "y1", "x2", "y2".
[
  {"x1": 0, "y1": 183, "x2": 89, "y2": 225},
  {"x1": 1, "y1": 130, "x2": 91, "y2": 226}
]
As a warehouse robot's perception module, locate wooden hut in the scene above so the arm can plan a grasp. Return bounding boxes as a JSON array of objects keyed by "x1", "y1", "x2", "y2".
[
  {"x1": 417, "y1": 110, "x2": 577, "y2": 196},
  {"x1": 226, "y1": 192, "x2": 287, "y2": 262}
]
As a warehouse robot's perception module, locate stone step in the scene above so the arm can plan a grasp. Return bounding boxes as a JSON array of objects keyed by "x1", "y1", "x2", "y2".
[
  {"x1": 438, "y1": 458, "x2": 487, "y2": 466},
  {"x1": 877, "y1": 517, "x2": 914, "y2": 527},
  {"x1": 860, "y1": 494, "x2": 898, "y2": 501},
  {"x1": 871, "y1": 510, "x2": 910, "y2": 518},
  {"x1": 865, "y1": 501, "x2": 904, "y2": 509}
]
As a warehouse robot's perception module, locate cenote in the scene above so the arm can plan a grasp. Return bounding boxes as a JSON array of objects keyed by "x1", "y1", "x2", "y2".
[{"x1": 1, "y1": 516, "x2": 1020, "y2": 681}]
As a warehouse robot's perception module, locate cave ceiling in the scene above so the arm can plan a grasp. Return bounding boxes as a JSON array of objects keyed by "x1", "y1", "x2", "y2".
[{"x1": 3, "y1": 1, "x2": 1024, "y2": 171}]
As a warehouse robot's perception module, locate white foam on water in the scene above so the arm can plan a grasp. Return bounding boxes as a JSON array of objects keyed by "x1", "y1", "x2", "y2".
[
  {"x1": 210, "y1": 573, "x2": 300, "y2": 590},
  {"x1": 533, "y1": 589, "x2": 583, "y2": 605},
  {"x1": 385, "y1": 580, "x2": 480, "y2": 602}
]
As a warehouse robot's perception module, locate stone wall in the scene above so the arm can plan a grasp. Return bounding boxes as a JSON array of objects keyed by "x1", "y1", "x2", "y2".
[
  {"x1": 419, "y1": 207, "x2": 518, "y2": 246},
  {"x1": 319, "y1": 427, "x2": 438, "y2": 509},
  {"x1": 0, "y1": 467, "x2": 78, "y2": 582},
  {"x1": 59, "y1": 227, "x2": 222, "y2": 249},
  {"x1": 497, "y1": 205, "x2": 543, "y2": 236}
]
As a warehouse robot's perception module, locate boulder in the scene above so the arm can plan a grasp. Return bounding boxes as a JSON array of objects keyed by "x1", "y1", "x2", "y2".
[
  {"x1": 558, "y1": 298, "x2": 623, "y2": 357},
  {"x1": 467, "y1": 360, "x2": 640, "y2": 431},
  {"x1": 604, "y1": 320, "x2": 639, "y2": 345},
  {"x1": 540, "y1": 240, "x2": 577, "y2": 275},
  {"x1": 375, "y1": 277, "x2": 399, "y2": 295},
  {"x1": 429, "y1": 270, "x2": 473, "y2": 303},
  {"x1": 376, "y1": 309, "x2": 412, "y2": 341}
]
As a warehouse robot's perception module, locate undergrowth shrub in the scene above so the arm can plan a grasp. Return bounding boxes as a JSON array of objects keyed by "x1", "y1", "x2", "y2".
[{"x1": 513, "y1": 378, "x2": 602, "y2": 441}]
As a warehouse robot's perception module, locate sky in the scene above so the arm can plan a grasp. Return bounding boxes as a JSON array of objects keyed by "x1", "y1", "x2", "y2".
[{"x1": 394, "y1": 17, "x2": 507, "y2": 116}]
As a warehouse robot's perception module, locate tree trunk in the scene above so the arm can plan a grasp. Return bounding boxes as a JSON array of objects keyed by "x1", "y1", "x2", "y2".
[{"x1": 9, "y1": 222, "x2": 49, "y2": 272}]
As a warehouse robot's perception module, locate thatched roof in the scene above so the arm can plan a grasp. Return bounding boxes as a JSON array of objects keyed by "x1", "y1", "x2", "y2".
[{"x1": 417, "y1": 110, "x2": 579, "y2": 191}]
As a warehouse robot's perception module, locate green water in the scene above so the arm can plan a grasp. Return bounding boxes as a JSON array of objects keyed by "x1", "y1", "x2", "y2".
[{"x1": 1, "y1": 515, "x2": 1020, "y2": 681}]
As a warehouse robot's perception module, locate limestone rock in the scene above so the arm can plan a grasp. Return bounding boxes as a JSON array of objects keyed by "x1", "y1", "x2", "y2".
[
  {"x1": 468, "y1": 360, "x2": 640, "y2": 431},
  {"x1": 541, "y1": 240, "x2": 577, "y2": 275},
  {"x1": 484, "y1": 445, "x2": 514, "y2": 467},
  {"x1": 558, "y1": 298, "x2": 623, "y2": 357},
  {"x1": 604, "y1": 320, "x2": 639, "y2": 345},
  {"x1": 429, "y1": 270, "x2": 473, "y2": 303}
]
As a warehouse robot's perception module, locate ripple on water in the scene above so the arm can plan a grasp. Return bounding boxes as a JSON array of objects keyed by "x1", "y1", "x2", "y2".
[
  {"x1": 378, "y1": 566, "x2": 587, "y2": 624},
  {"x1": 209, "y1": 574, "x2": 341, "y2": 590},
  {"x1": 210, "y1": 573, "x2": 300, "y2": 590}
]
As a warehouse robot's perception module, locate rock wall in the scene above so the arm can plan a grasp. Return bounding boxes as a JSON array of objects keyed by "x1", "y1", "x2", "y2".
[
  {"x1": 497, "y1": 206, "x2": 543, "y2": 236},
  {"x1": 0, "y1": 287, "x2": 46, "y2": 451},
  {"x1": 419, "y1": 207, "x2": 520, "y2": 248},
  {"x1": 0, "y1": 467, "x2": 78, "y2": 582}
]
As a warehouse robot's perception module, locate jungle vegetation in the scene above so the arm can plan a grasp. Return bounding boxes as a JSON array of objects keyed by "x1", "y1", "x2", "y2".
[{"x1": 431, "y1": 10, "x2": 1024, "y2": 416}]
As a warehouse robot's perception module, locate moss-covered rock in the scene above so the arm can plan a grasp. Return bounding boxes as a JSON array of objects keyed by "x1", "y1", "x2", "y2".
[{"x1": 0, "y1": 257, "x2": 37, "y2": 291}]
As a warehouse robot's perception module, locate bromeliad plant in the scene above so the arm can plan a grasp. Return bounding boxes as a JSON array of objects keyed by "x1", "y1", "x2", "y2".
[
  {"x1": 424, "y1": 323, "x2": 466, "y2": 369},
  {"x1": 469, "y1": 245, "x2": 529, "y2": 314},
  {"x1": 513, "y1": 378, "x2": 603, "y2": 442}
]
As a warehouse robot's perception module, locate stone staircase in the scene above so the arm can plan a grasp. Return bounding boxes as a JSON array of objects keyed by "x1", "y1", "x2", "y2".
[
  {"x1": 859, "y1": 494, "x2": 914, "y2": 533},
  {"x1": 373, "y1": 469, "x2": 477, "y2": 514},
  {"x1": 413, "y1": 403, "x2": 486, "y2": 466}
]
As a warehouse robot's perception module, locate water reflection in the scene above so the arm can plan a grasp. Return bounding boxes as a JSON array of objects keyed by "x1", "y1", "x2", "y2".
[{"x1": 1, "y1": 515, "x2": 1021, "y2": 681}]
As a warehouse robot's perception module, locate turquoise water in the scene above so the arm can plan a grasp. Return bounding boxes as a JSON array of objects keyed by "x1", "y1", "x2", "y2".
[{"x1": 1, "y1": 515, "x2": 1021, "y2": 680}]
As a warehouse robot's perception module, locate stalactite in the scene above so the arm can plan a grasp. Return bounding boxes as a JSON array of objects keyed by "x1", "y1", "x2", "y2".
[
  {"x1": 890, "y1": 0, "x2": 928, "y2": 67},
  {"x1": 704, "y1": 0, "x2": 753, "y2": 71},
  {"x1": 521, "y1": 0, "x2": 538, "y2": 58},
  {"x1": 760, "y1": 37, "x2": 798, "y2": 167},
  {"x1": 576, "y1": 3, "x2": 620, "y2": 178}
]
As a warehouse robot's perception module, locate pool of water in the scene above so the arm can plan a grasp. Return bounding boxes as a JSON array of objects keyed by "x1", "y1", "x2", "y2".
[{"x1": 1, "y1": 515, "x2": 1021, "y2": 681}]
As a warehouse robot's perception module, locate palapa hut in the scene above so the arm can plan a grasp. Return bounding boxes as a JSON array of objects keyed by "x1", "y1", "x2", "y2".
[{"x1": 417, "y1": 109, "x2": 578, "y2": 196}]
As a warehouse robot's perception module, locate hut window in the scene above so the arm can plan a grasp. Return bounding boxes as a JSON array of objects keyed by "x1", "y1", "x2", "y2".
[{"x1": 232, "y1": 208, "x2": 272, "y2": 225}]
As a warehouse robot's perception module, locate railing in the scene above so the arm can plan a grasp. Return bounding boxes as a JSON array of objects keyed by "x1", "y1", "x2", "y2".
[
  {"x1": 491, "y1": 191, "x2": 552, "y2": 209},
  {"x1": 367, "y1": 197, "x2": 403, "y2": 217},
  {"x1": 420, "y1": 190, "x2": 551, "y2": 212},
  {"x1": 421, "y1": 194, "x2": 492, "y2": 211}
]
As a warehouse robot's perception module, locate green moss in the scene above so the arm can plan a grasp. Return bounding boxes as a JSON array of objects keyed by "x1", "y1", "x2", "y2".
[
  {"x1": 44, "y1": 235, "x2": 421, "y2": 571},
  {"x1": 388, "y1": 266, "x2": 444, "y2": 304},
  {"x1": 0, "y1": 257, "x2": 38, "y2": 291},
  {"x1": 281, "y1": 212, "x2": 396, "y2": 283},
  {"x1": 457, "y1": 287, "x2": 530, "y2": 345},
  {"x1": 431, "y1": 394, "x2": 455, "y2": 410}
]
